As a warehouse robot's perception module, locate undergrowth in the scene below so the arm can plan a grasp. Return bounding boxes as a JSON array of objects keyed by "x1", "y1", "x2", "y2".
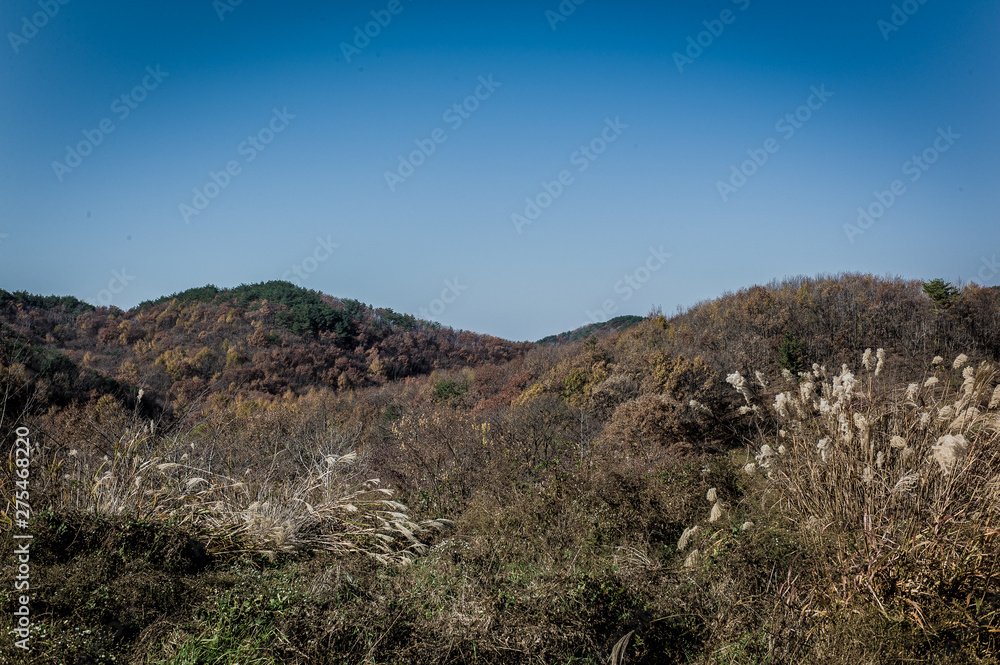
[{"x1": 1, "y1": 340, "x2": 998, "y2": 663}]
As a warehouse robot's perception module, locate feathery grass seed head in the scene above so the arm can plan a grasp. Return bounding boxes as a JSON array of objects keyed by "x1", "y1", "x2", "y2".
[
  {"x1": 817, "y1": 437, "x2": 831, "y2": 462},
  {"x1": 678, "y1": 525, "x2": 699, "y2": 551},
  {"x1": 931, "y1": 433, "x2": 968, "y2": 474},
  {"x1": 755, "y1": 371, "x2": 768, "y2": 389},
  {"x1": 774, "y1": 393, "x2": 790, "y2": 419}
]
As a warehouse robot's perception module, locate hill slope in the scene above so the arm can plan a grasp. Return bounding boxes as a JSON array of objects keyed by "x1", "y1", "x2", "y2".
[
  {"x1": 0, "y1": 281, "x2": 529, "y2": 423},
  {"x1": 3, "y1": 272, "x2": 1000, "y2": 664}
]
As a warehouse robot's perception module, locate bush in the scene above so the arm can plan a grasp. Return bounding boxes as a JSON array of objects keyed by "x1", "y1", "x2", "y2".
[
  {"x1": 432, "y1": 379, "x2": 467, "y2": 404},
  {"x1": 604, "y1": 394, "x2": 712, "y2": 452},
  {"x1": 777, "y1": 329, "x2": 804, "y2": 376}
]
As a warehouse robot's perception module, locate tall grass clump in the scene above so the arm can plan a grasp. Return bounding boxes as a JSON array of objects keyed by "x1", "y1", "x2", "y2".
[
  {"x1": 729, "y1": 351, "x2": 1000, "y2": 645},
  {"x1": 43, "y1": 396, "x2": 450, "y2": 564}
]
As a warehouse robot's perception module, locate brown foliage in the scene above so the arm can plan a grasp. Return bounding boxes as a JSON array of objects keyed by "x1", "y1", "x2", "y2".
[{"x1": 603, "y1": 394, "x2": 710, "y2": 453}]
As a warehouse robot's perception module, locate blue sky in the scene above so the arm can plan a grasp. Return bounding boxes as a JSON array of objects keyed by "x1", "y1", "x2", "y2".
[{"x1": 1, "y1": 1, "x2": 997, "y2": 341}]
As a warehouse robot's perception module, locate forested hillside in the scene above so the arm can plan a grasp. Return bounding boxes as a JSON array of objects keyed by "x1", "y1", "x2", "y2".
[
  {"x1": 2, "y1": 273, "x2": 999, "y2": 664},
  {"x1": 0, "y1": 281, "x2": 527, "y2": 426},
  {"x1": 536, "y1": 315, "x2": 643, "y2": 345}
]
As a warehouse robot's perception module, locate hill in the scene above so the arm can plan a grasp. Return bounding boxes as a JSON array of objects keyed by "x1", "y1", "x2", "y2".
[
  {"x1": 0, "y1": 281, "x2": 528, "y2": 427},
  {"x1": 535, "y1": 314, "x2": 643, "y2": 345},
  {"x1": 3, "y1": 273, "x2": 1000, "y2": 664}
]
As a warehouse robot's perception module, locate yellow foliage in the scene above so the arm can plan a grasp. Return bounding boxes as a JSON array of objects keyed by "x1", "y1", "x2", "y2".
[
  {"x1": 116, "y1": 321, "x2": 135, "y2": 346},
  {"x1": 155, "y1": 348, "x2": 188, "y2": 382},
  {"x1": 513, "y1": 381, "x2": 546, "y2": 408},
  {"x1": 92, "y1": 394, "x2": 128, "y2": 428},
  {"x1": 225, "y1": 348, "x2": 246, "y2": 369},
  {"x1": 648, "y1": 352, "x2": 716, "y2": 404},
  {"x1": 368, "y1": 356, "x2": 387, "y2": 379},
  {"x1": 133, "y1": 338, "x2": 155, "y2": 355},
  {"x1": 337, "y1": 373, "x2": 352, "y2": 391},
  {"x1": 193, "y1": 347, "x2": 216, "y2": 375},
  {"x1": 118, "y1": 361, "x2": 139, "y2": 384},
  {"x1": 477, "y1": 421, "x2": 491, "y2": 446}
]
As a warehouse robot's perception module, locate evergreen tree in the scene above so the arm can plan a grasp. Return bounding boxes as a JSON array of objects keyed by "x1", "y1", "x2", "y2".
[
  {"x1": 922, "y1": 278, "x2": 960, "y2": 309},
  {"x1": 778, "y1": 330, "x2": 804, "y2": 376}
]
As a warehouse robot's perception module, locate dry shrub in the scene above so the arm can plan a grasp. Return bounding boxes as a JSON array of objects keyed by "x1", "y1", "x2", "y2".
[
  {"x1": 644, "y1": 352, "x2": 717, "y2": 405},
  {"x1": 379, "y1": 404, "x2": 490, "y2": 516},
  {"x1": 589, "y1": 371, "x2": 639, "y2": 421},
  {"x1": 604, "y1": 393, "x2": 712, "y2": 453}
]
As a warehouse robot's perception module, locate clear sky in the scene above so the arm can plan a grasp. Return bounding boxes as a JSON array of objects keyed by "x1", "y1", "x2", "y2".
[{"x1": 1, "y1": 0, "x2": 997, "y2": 341}]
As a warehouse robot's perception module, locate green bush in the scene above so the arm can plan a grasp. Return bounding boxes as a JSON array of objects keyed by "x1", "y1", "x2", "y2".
[
  {"x1": 432, "y1": 379, "x2": 467, "y2": 403},
  {"x1": 777, "y1": 329, "x2": 804, "y2": 376}
]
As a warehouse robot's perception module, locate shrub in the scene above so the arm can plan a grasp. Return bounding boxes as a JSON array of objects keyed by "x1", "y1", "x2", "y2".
[
  {"x1": 777, "y1": 329, "x2": 804, "y2": 376},
  {"x1": 604, "y1": 394, "x2": 712, "y2": 452},
  {"x1": 432, "y1": 379, "x2": 467, "y2": 404},
  {"x1": 589, "y1": 372, "x2": 639, "y2": 421}
]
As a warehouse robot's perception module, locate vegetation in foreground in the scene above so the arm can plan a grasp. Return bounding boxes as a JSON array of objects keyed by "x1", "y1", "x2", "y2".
[{"x1": 1, "y1": 274, "x2": 999, "y2": 663}]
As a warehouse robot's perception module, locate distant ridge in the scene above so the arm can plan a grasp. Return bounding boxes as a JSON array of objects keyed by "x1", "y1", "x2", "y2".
[{"x1": 536, "y1": 315, "x2": 643, "y2": 345}]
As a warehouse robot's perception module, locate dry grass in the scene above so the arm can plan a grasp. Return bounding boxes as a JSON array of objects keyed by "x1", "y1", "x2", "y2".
[
  {"x1": 6, "y1": 334, "x2": 1000, "y2": 662},
  {"x1": 34, "y1": 403, "x2": 450, "y2": 564},
  {"x1": 730, "y1": 351, "x2": 1000, "y2": 643}
]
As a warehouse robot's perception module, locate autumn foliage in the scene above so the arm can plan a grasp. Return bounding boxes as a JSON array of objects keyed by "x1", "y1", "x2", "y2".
[{"x1": 2, "y1": 273, "x2": 1000, "y2": 663}]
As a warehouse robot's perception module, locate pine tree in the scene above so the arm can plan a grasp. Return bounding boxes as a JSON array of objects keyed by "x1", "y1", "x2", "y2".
[
  {"x1": 922, "y1": 278, "x2": 959, "y2": 309},
  {"x1": 778, "y1": 330, "x2": 804, "y2": 376}
]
